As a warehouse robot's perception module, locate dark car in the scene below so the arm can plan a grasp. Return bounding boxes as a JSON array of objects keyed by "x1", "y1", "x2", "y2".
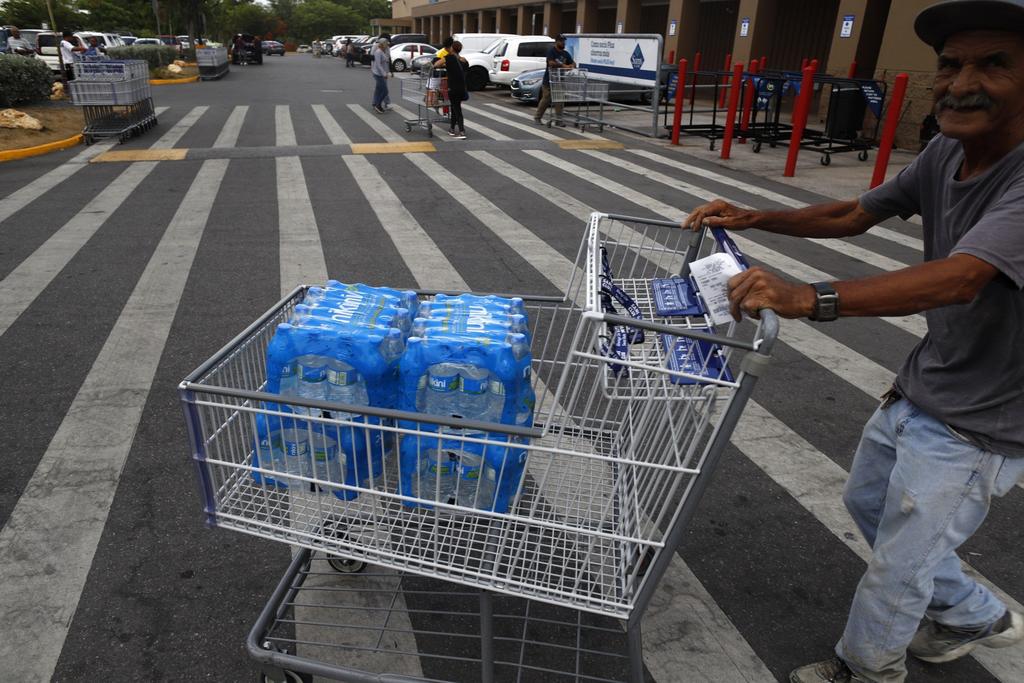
[
  {"x1": 510, "y1": 68, "x2": 544, "y2": 104},
  {"x1": 263, "y1": 40, "x2": 285, "y2": 56},
  {"x1": 230, "y1": 33, "x2": 263, "y2": 64}
]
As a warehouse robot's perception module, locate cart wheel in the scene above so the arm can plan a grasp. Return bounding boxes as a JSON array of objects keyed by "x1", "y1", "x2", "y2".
[
  {"x1": 769, "y1": 141, "x2": 777, "y2": 148},
  {"x1": 327, "y1": 556, "x2": 366, "y2": 573},
  {"x1": 598, "y1": 125, "x2": 604, "y2": 133},
  {"x1": 858, "y1": 149, "x2": 869, "y2": 161},
  {"x1": 259, "y1": 669, "x2": 311, "y2": 683},
  {"x1": 709, "y1": 140, "x2": 716, "y2": 151},
  {"x1": 752, "y1": 140, "x2": 762, "y2": 153},
  {"x1": 405, "y1": 124, "x2": 411, "y2": 132},
  {"x1": 820, "y1": 154, "x2": 831, "y2": 166}
]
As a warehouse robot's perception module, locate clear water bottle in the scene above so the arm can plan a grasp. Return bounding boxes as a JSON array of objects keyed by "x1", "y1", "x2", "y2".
[
  {"x1": 325, "y1": 359, "x2": 368, "y2": 412},
  {"x1": 420, "y1": 363, "x2": 461, "y2": 417},
  {"x1": 294, "y1": 354, "x2": 327, "y2": 416},
  {"x1": 412, "y1": 447, "x2": 458, "y2": 505},
  {"x1": 310, "y1": 429, "x2": 344, "y2": 485},
  {"x1": 380, "y1": 328, "x2": 405, "y2": 362},
  {"x1": 281, "y1": 426, "x2": 311, "y2": 484},
  {"x1": 459, "y1": 365, "x2": 497, "y2": 422},
  {"x1": 455, "y1": 452, "x2": 496, "y2": 510}
]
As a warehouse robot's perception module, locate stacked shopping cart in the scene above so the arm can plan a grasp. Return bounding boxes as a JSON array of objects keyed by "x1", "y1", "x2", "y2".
[
  {"x1": 548, "y1": 67, "x2": 610, "y2": 132},
  {"x1": 401, "y1": 66, "x2": 450, "y2": 136},
  {"x1": 69, "y1": 58, "x2": 157, "y2": 144},
  {"x1": 197, "y1": 47, "x2": 229, "y2": 80},
  {"x1": 178, "y1": 214, "x2": 778, "y2": 682}
]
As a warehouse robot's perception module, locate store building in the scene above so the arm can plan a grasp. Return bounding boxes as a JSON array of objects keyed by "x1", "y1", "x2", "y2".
[{"x1": 393, "y1": 0, "x2": 942, "y2": 148}]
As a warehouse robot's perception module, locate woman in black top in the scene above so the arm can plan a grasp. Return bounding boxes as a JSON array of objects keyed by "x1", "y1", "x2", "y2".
[{"x1": 438, "y1": 41, "x2": 468, "y2": 139}]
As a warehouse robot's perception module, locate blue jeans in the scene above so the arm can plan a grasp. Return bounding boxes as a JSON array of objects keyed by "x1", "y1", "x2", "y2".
[
  {"x1": 838, "y1": 398, "x2": 1024, "y2": 681},
  {"x1": 372, "y1": 75, "x2": 388, "y2": 108}
]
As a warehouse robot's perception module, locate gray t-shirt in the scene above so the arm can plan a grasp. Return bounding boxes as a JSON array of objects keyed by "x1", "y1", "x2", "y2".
[{"x1": 860, "y1": 134, "x2": 1024, "y2": 457}]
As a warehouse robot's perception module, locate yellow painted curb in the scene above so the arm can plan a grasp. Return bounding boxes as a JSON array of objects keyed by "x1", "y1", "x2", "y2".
[
  {"x1": 350, "y1": 142, "x2": 436, "y2": 154},
  {"x1": 92, "y1": 148, "x2": 188, "y2": 162},
  {"x1": 556, "y1": 139, "x2": 624, "y2": 151},
  {"x1": 0, "y1": 133, "x2": 83, "y2": 163},
  {"x1": 150, "y1": 75, "x2": 199, "y2": 85}
]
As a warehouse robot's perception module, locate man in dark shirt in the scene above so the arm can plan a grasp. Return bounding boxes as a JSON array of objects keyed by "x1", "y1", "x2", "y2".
[
  {"x1": 684, "y1": 1, "x2": 1024, "y2": 681},
  {"x1": 534, "y1": 33, "x2": 574, "y2": 126}
]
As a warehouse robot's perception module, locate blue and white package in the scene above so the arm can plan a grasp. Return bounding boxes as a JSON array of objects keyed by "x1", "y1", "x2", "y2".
[
  {"x1": 660, "y1": 331, "x2": 733, "y2": 385},
  {"x1": 651, "y1": 277, "x2": 704, "y2": 317}
]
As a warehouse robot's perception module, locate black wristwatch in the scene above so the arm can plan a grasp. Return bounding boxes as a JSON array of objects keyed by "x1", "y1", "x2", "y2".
[{"x1": 809, "y1": 282, "x2": 839, "y2": 322}]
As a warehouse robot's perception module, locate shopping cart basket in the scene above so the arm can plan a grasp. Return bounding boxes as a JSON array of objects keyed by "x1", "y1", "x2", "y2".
[
  {"x1": 547, "y1": 68, "x2": 610, "y2": 132},
  {"x1": 402, "y1": 66, "x2": 450, "y2": 137},
  {"x1": 179, "y1": 213, "x2": 778, "y2": 682}
]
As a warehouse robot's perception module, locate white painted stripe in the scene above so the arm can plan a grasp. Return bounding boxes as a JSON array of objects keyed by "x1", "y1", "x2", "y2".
[
  {"x1": 0, "y1": 159, "x2": 229, "y2": 681},
  {"x1": 392, "y1": 102, "x2": 513, "y2": 142},
  {"x1": 523, "y1": 149, "x2": 929, "y2": 339},
  {"x1": 346, "y1": 103, "x2": 405, "y2": 143},
  {"x1": 387, "y1": 103, "x2": 451, "y2": 143},
  {"x1": 277, "y1": 157, "x2": 327, "y2": 296},
  {"x1": 484, "y1": 101, "x2": 605, "y2": 140},
  {"x1": 154, "y1": 106, "x2": 169, "y2": 117},
  {"x1": 734, "y1": 401, "x2": 1024, "y2": 681},
  {"x1": 311, "y1": 104, "x2": 351, "y2": 145},
  {"x1": 151, "y1": 105, "x2": 208, "y2": 149},
  {"x1": 213, "y1": 105, "x2": 248, "y2": 148},
  {"x1": 0, "y1": 144, "x2": 110, "y2": 223},
  {"x1": 583, "y1": 150, "x2": 914, "y2": 274},
  {"x1": 629, "y1": 149, "x2": 925, "y2": 252},
  {"x1": 275, "y1": 104, "x2": 297, "y2": 147},
  {"x1": 463, "y1": 103, "x2": 562, "y2": 141},
  {"x1": 0, "y1": 162, "x2": 159, "y2": 336},
  {"x1": 342, "y1": 155, "x2": 465, "y2": 290}
]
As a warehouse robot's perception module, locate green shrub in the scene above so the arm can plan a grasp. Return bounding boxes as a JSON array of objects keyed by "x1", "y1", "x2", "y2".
[
  {"x1": 106, "y1": 45, "x2": 178, "y2": 72},
  {"x1": 0, "y1": 55, "x2": 54, "y2": 107}
]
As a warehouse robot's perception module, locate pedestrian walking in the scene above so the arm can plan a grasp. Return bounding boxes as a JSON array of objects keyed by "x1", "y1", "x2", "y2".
[
  {"x1": 344, "y1": 39, "x2": 355, "y2": 67},
  {"x1": 684, "y1": 1, "x2": 1024, "y2": 681},
  {"x1": 371, "y1": 38, "x2": 391, "y2": 113},
  {"x1": 534, "y1": 33, "x2": 574, "y2": 126},
  {"x1": 437, "y1": 40, "x2": 468, "y2": 138},
  {"x1": 59, "y1": 30, "x2": 85, "y2": 82},
  {"x1": 435, "y1": 35, "x2": 453, "y2": 63}
]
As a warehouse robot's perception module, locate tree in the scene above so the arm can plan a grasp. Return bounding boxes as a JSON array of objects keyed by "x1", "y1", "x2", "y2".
[
  {"x1": 1, "y1": 0, "x2": 83, "y2": 30},
  {"x1": 290, "y1": 0, "x2": 360, "y2": 42},
  {"x1": 227, "y1": 1, "x2": 272, "y2": 36}
]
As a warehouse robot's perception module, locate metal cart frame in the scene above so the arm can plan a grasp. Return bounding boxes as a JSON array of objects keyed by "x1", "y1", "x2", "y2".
[
  {"x1": 546, "y1": 68, "x2": 610, "y2": 133},
  {"x1": 402, "y1": 67, "x2": 450, "y2": 137},
  {"x1": 179, "y1": 214, "x2": 779, "y2": 682}
]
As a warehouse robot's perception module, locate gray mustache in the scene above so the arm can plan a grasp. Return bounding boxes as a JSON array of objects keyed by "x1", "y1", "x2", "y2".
[{"x1": 937, "y1": 92, "x2": 994, "y2": 111}]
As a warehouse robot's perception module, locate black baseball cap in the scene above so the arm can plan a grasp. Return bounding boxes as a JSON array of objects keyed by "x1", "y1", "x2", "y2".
[
  {"x1": 555, "y1": 34, "x2": 566, "y2": 41},
  {"x1": 916, "y1": 0, "x2": 1024, "y2": 50}
]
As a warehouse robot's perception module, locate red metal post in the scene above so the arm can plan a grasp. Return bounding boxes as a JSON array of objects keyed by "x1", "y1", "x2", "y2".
[
  {"x1": 783, "y1": 65, "x2": 817, "y2": 177},
  {"x1": 720, "y1": 62, "x2": 744, "y2": 159},
  {"x1": 671, "y1": 58, "x2": 688, "y2": 146},
  {"x1": 759, "y1": 56, "x2": 767, "y2": 71},
  {"x1": 719, "y1": 53, "x2": 732, "y2": 109},
  {"x1": 870, "y1": 72, "x2": 910, "y2": 188},
  {"x1": 689, "y1": 51, "x2": 702, "y2": 109},
  {"x1": 668, "y1": 50, "x2": 675, "y2": 64},
  {"x1": 810, "y1": 58, "x2": 819, "y2": 70},
  {"x1": 801, "y1": 57, "x2": 808, "y2": 70},
  {"x1": 739, "y1": 60, "x2": 759, "y2": 142},
  {"x1": 847, "y1": 60, "x2": 858, "y2": 78}
]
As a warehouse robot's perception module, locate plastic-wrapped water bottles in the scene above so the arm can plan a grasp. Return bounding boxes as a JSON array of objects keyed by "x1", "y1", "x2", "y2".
[
  {"x1": 410, "y1": 447, "x2": 457, "y2": 504},
  {"x1": 454, "y1": 452, "x2": 496, "y2": 509}
]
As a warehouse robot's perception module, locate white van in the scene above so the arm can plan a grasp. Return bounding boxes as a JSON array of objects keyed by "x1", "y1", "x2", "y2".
[
  {"x1": 453, "y1": 32, "x2": 515, "y2": 54},
  {"x1": 488, "y1": 35, "x2": 555, "y2": 87},
  {"x1": 456, "y1": 34, "x2": 519, "y2": 91}
]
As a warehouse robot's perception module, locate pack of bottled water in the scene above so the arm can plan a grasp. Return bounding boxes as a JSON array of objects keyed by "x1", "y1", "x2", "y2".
[
  {"x1": 397, "y1": 293, "x2": 535, "y2": 514},
  {"x1": 253, "y1": 282, "x2": 415, "y2": 499}
]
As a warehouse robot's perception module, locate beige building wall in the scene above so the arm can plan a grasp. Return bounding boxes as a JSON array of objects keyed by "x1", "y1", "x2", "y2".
[
  {"x1": 393, "y1": 0, "x2": 433, "y2": 21},
  {"x1": 873, "y1": 0, "x2": 936, "y2": 149}
]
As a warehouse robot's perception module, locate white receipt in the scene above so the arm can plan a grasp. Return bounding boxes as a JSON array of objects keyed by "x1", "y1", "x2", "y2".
[{"x1": 689, "y1": 252, "x2": 743, "y2": 325}]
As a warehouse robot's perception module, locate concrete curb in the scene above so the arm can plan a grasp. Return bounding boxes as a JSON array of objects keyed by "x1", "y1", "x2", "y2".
[
  {"x1": 0, "y1": 133, "x2": 83, "y2": 163},
  {"x1": 150, "y1": 75, "x2": 199, "y2": 85}
]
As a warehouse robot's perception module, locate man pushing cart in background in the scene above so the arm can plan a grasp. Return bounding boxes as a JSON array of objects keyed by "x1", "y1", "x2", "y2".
[{"x1": 684, "y1": 0, "x2": 1024, "y2": 680}]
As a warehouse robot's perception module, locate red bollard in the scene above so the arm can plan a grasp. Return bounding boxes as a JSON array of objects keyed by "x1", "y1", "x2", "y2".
[
  {"x1": 690, "y1": 51, "x2": 702, "y2": 109},
  {"x1": 720, "y1": 62, "x2": 744, "y2": 159},
  {"x1": 671, "y1": 58, "x2": 688, "y2": 146},
  {"x1": 847, "y1": 60, "x2": 858, "y2": 78},
  {"x1": 783, "y1": 65, "x2": 817, "y2": 177},
  {"x1": 810, "y1": 58, "x2": 819, "y2": 70},
  {"x1": 668, "y1": 50, "x2": 675, "y2": 64},
  {"x1": 739, "y1": 61, "x2": 759, "y2": 143},
  {"x1": 719, "y1": 53, "x2": 732, "y2": 109},
  {"x1": 759, "y1": 56, "x2": 767, "y2": 71},
  {"x1": 871, "y1": 73, "x2": 909, "y2": 188},
  {"x1": 801, "y1": 57, "x2": 808, "y2": 70}
]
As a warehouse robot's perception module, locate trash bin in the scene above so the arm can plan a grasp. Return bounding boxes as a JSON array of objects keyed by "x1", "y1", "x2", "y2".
[{"x1": 826, "y1": 80, "x2": 866, "y2": 141}]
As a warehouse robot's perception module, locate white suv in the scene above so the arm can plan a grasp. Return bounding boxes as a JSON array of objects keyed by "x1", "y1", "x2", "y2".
[
  {"x1": 488, "y1": 36, "x2": 554, "y2": 87},
  {"x1": 455, "y1": 34, "x2": 516, "y2": 91}
]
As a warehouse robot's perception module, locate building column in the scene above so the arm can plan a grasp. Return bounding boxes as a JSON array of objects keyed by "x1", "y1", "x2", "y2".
[
  {"x1": 496, "y1": 7, "x2": 513, "y2": 32},
  {"x1": 825, "y1": 0, "x2": 890, "y2": 77},
  {"x1": 731, "y1": 0, "x2": 778, "y2": 66},
  {"x1": 575, "y1": 0, "x2": 598, "y2": 32},
  {"x1": 615, "y1": 0, "x2": 642, "y2": 33},
  {"x1": 517, "y1": 5, "x2": 531, "y2": 35},
  {"x1": 541, "y1": 2, "x2": 556, "y2": 36},
  {"x1": 478, "y1": 10, "x2": 491, "y2": 32},
  {"x1": 663, "y1": 0, "x2": 700, "y2": 63},
  {"x1": 429, "y1": 15, "x2": 438, "y2": 43}
]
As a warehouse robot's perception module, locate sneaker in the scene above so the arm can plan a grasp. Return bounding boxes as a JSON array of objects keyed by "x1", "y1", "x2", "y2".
[
  {"x1": 448, "y1": 130, "x2": 458, "y2": 137},
  {"x1": 554, "y1": 120, "x2": 566, "y2": 127},
  {"x1": 533, "y1": 117, "x2": 542, "y2": 124},
  {"x1": 910, "y1": 610, "x2": 1024, "y2": 663},
  {"x1": 373, "y1": 105, "x2": 384, "y2": 114},
  {"x1": 789, "y1": 657, "x2": 866, "y2": 683},
  {"x1": 454, "y1": 132, "x2": 467, "y2": 139}
]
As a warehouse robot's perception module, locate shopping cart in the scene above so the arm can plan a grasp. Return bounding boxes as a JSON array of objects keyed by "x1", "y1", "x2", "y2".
[
  {"x1": 178, "y1": 213, "x2": 778, "y2": 682},
  {"x1": 68, "y1": 58, "x2": 157, "y2": 144},
  {"x1": 402, "y1": 66, "x2": 450, "y2": 136},
  {"x1": 547, "y1": 68, "x2": 610, "y2": 132}
]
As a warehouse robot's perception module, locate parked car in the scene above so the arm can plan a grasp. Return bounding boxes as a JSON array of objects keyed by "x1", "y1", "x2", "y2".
[
  {"x1": 18, "y1": 28, "x2": 46, "y2": 49},
  {"x1": 35, "y1": 31, "x2": 85, "y2": 71},
  {"x1": 0, "y1": 26, "x2": 36, "y2": 56},
  {"x1": 176, "y1": 35, "x2": 191, "y2": 50},
  {"x1": 410, "y1": 52, "x2": 436, "y2": 73},
  {"x1": 133, "y1": 37, "x2": 161, "y2": 46},
  {"x1": 75, "y1": 32, "x2": 124, "y2": 53},
  {"x1": 489, "y1": 36, "x2": 554, "y2": 87},
  {"x1": 389, "y1": 42, "x2": 435, "y2": 72},
  {"x1": 230, "y1": 33, "x2": 262, "y2": 64},
  {"x1": 297, "y1": 44, "x2": 311, "y2": 53},
  {"x1": 454, "y1": 35, "x2": 520, "y2": 91},
  {"x1": 119, "y1": 34, "x2": 138, "y2": 45},
  {"x1": 263, "y1": 40, "x2": 285, "y2": 56},
  {"x1": 510, "y1": 68, "x2": 545, "y2": 103},
  {"x1": 452, "y1": 32, "x2": 516, "y2": 53}
]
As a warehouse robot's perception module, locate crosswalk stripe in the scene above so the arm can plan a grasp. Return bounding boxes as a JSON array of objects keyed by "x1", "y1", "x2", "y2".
[
  {"x1": 277, "y1": 157, "x2": 327, "y2": 296},
  {"x1": 276, "y1": 104, "x2": 297, "y2": 147},
  {"x1": 213, "y1": 105, "x2": 248, "y2": 148},
  {"x1": 387, "y1": 103, "x2": 451, "y2": 143},
  {"x1": 311, "y1": 104, "x2": 351, "y2": 145},
  {"x1": 0, "y1": 144, "x2": 111, "y2": 223},
  {"x1": 0, "y1": 159, "x2": 229, "y2": 681},
  {"x1": 155, "y1": 106, "x2": 169, "y2": 117},
  {"x1": 628, "y1": 148, "x2": 925, "y2": 252},
  {"x1": 408, "y1": 151, "x2": 773, "y2": 681},
  {"x1": 583, "y1": 150, "x2": 914, "y2": 274},
  {"x1": 733, "y1": 401, "x2": 1024, "y2": 681},
  {"x1": 151, "y1": 105, "x2": 208, "y2": 149},
  {"x1": 346, "y1": 103, "x2": 405, "y2": 143},
  {"x1": 463, "y1": 103, "x2": 562, "y2": 141},
  {"x1": 341, "y1": 155, "x2": 464, "y2": 290},
  {"x1": 485, "y1": 102, "x2": 605, "y2": 140},
  {"x1": 523, "y1": 149, "x2": 930, "y2": 339},
  {"x1": 0, "y1": 162, "x2": 159, "y2": 337}
]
